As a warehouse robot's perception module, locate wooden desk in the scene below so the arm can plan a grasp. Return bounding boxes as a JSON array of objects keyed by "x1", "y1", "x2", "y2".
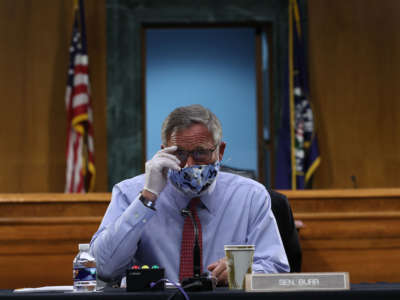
[
  {"x1": 282, "y1": 189, "x2": 400, "y2": 283},
  {"x1": 0, "y1": 194, "x2": 109, "y2": 289},
  {"x1": 3, "y1": 284, "x2": 400, "y2": 300},
  {"x1": 1, "y1": 189, "x2": 400, "y2": 289}
]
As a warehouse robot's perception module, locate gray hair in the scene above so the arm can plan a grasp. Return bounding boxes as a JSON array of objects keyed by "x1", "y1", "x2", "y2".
[{"x1": 161, "y1": 104, "x2": 222, "y2": 146}]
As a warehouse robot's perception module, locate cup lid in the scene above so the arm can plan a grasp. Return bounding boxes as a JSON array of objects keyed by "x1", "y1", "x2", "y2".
[
  {"x1": 224, "y1": 244, "x2": 255, "y2": 250},
  {"x1": 79, "y1": 243, "x2": 90, "y2": 251}
]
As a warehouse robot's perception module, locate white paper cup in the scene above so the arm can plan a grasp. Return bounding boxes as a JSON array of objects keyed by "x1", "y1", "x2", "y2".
[{"x1": 224, "y1": 245, "x2": 255, "y2": 289}]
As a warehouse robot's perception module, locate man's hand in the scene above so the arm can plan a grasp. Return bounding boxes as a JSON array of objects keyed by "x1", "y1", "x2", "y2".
[
  {"x1": 207, "y1": 258, "x2": 228, "y2": 286},
  {"x1": 143, "y1": 146, "x2": 180, "y2": 199}
]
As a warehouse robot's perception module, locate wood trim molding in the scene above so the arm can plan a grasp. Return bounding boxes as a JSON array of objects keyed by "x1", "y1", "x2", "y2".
[
  {"x1": 0, "y1": 193, "x2": 110, "y2": 202},
  {"x1": 0, "y1": 216, "x2": 103, "y2": 225},
  {"x1": 297, "y1": 211, "x2": 400, "y2": 219},
  {"x1": 280, "y1": 188, "x2": 400, "y2": 199}
]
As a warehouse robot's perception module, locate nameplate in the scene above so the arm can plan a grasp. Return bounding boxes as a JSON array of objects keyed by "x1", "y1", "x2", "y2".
[{"x1": 245, "y1": 272, "x2": 350, "y2": 292}]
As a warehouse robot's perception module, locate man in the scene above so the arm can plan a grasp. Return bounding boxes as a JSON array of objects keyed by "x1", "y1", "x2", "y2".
[{"x1": 90, "y1": 104, "x2": 289, "y2": 285}]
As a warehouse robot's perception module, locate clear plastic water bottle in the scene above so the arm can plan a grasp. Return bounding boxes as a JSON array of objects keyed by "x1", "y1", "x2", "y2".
[{"x1": 73, "y1": 243, "x2": 97, "y2": 292}]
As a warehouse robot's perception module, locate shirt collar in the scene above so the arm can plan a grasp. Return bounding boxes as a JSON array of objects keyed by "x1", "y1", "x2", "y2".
[
  {"x1": 197, "y1": 178, "x2": 217, "y2": 215},
  {"x1": 163, "y1": 177, "x2": 219, "y2": 216},
  {"x1": 163, "y1": 181, "x2": 191, "y2": 211}
]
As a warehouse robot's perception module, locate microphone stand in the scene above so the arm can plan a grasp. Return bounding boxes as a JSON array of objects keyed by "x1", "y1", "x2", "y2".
[{"x1": 180, "y1": 209, "x2": 215, "y2": 291}]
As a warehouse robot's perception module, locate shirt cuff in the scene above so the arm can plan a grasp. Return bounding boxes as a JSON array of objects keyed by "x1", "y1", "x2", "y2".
[{"x1": 123, "y1": 194, "x2": 156, "y2": 227}]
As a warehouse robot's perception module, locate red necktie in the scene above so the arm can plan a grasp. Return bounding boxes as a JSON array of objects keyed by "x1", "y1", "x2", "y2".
[{"x1": 179, "y1": 197, "x2": 203, "y2": 281}]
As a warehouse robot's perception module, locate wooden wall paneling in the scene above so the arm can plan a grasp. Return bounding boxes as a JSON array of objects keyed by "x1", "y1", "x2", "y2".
[
  {"x1": 84, "y1": 0, "x2": 108, "y2": 192},
  {"x1": 23, "y1": 0, "x2": 67, "y2": 192},
  {"x1": 302, "y1": 249, "x2": 400, "y2": 282},
  {"x1": 283, "y1": 188, "x2": 400, "y2": 212},
  {"x1": 0, "y1": 254, "x2": 80, "y2": 288},
  {"x1": 282, "y1": 188, "x2": 400, "y2": 283},
  {"x1": 308, "y1": 0, "x2": 400, "y2": 188},
  {"x1": 0, "y1": 193, "x2": 109, "y2": 289},
  {"x1": 1, "y1": 0, "x2": 400, "y2": 191},
  {"x1": 0, "y1": 0, "x2": 107, "y2": 193},
  {"x1": 0, "y1": 0, "x2": 30, "y2": 192}
]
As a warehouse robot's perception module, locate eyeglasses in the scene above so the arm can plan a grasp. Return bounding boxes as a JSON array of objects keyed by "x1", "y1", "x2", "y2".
[{"x1": 174, "y1": 146, "x2": 218, "y2": 165}]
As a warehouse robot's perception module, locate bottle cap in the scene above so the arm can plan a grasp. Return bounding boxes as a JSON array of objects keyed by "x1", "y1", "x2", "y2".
[{"x1": 79, "y1": 243, "x2": 90, "y2": 251}]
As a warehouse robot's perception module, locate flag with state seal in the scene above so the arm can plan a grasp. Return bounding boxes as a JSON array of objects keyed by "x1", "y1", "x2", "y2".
[{"x1": 276, "y1": 0, "x2": 320, "y2": 189}]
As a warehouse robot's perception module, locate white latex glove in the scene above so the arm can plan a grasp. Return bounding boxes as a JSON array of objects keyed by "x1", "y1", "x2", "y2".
[{"x1": 143, "y1": 146, "x2": 181, "y2": 197}]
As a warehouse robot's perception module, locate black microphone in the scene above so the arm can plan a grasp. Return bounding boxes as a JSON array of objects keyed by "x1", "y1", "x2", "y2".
[
  {"x1": 351, "y1": 175, "x2": 358, "y2": 188},
  {"x1": 180, "y1": 207, "x2": 215, "y2": 291}
]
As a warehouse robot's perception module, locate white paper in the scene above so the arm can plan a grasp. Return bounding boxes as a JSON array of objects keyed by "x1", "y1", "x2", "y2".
[{"x1": 13, "y1": 286, "x2": 73, "y2": 293}]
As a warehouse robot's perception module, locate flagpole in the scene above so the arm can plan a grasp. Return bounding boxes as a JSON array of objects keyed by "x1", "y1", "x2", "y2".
[{"x1": 289, "y1": 0, "x2": 296, "y2": 190}]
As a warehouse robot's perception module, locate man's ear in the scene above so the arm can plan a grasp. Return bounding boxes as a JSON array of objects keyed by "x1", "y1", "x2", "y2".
[{"x1": 218, "y1": 142, "x2": 226, "y2": 161}]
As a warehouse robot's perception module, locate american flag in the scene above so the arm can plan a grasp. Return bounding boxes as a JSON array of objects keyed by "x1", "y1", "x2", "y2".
[{"x1": 65, "y1": 0, "x2": 95, "y2": 193}]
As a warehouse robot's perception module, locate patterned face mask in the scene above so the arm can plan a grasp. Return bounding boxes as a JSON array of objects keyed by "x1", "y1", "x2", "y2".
[{"x1": 168, "y1": 161, "x2": 220, "y2": 197}]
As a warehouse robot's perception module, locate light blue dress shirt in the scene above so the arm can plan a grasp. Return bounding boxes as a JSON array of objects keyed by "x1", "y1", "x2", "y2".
[{"x1": 90, "y1": 172, "x2": 289, "y2": 282}]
